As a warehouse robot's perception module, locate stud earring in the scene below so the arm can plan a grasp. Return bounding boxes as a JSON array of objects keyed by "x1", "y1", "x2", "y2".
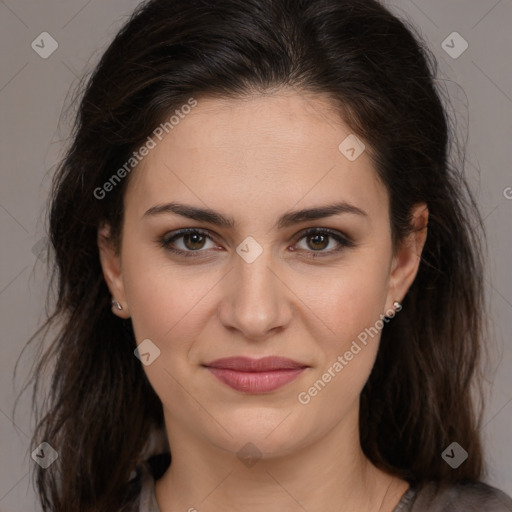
[
  {"x1": 111, "y1": 298, "x2": 123, "y2": 311},
  {"x1": 384, "y1": 300, "x2": 402, "y2": 320}
]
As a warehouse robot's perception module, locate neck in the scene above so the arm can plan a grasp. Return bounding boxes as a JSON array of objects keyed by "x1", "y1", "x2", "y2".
[{"x1": 154, "y1": 406, "x2": 408, "y2": 512}]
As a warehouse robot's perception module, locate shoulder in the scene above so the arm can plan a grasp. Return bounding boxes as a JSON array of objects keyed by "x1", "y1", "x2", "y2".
[{"x1": 400, "y1": 480, "x2": 512, "y2": 512}]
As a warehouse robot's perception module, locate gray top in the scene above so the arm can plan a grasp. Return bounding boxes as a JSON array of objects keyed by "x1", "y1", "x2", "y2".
[{"x1": 124, "y1": 458, "x2": 512, "y2": 512}]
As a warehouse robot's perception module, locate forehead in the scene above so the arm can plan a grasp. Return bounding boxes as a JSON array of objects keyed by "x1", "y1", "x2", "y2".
[{"x1": 124, "y1": 91, "x2": 388, "y2": 221}]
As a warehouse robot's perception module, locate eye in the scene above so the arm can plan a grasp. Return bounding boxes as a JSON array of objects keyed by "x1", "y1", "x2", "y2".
[
  {"x1": 159, "y1": 228, "x2": 217, "y2": 257},
  {"x1": 293, "y1": 227, "x2": 355, "y2": 258},
  {"x1": 158, "y1": 227, "x2": 355, "y2": 259}
]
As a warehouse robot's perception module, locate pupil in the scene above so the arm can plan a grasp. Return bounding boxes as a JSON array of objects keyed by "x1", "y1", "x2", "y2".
[
  {"x1": 309, "y1": 234, "x2": 327, "y2": 250},
  {"x1": 186, "y1": 233, "x2": 204, "y2": 250}
]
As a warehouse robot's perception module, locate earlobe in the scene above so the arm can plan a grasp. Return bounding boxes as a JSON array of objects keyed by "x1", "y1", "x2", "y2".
[
  {"x1": 97, "y1": 224, "x2": 130, "y2": 318},
  {"x1": 386, "y1": 203, "x2": 429, "y2": 311}
]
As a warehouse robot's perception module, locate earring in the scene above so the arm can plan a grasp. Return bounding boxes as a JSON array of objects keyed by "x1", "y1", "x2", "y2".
[
  {"x1": 111, "y1": 298, "x2": 123, "y2": 311},
  {"x1": 384, "y1": 300, "x2": 402, "y2": 321}
]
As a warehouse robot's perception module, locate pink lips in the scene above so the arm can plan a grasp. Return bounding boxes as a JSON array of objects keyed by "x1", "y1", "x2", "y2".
[{"x1": 203, "y1": 356, "x2": 308, "y2": 394}]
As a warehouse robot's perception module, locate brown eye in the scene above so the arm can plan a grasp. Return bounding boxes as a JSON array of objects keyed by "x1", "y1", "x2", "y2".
[
  {"x1": 305, "y1": 233, "x2": 329, "y2": 251},
  {"x1": 182, "y1": 232, "x2": 207, "y2": 251},
  {"x1": 294, "y1": 228, "x2": 355, "y2": 258},
  {"x1": 159, "y1": 228, "x2": 217, "y2": 258}
]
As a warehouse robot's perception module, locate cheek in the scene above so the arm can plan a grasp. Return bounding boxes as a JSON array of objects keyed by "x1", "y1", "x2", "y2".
[
  {"x1": 123, "y1": 260, "x2": 216, "y2": 346},
  {"x1": 295, "y1": 259, "x2": 389, "y2": 343},
  {"x1": 121, "y1": 257, "x2": 218, "y2": 413},
  {"x1": 294, "y1": 254, "x2": 391, "y2": 397},
  {"x1": 294, "y1": 272, "x2": 389, "y2": 415}
]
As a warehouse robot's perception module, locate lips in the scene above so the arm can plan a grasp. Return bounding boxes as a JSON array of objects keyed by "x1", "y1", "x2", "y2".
[
  {"x1": 204, "y1": 356, "x2": 308, "y2": 371},
  {"x1": 203, "y1": 356, "x2": 309, "y2": 393}
]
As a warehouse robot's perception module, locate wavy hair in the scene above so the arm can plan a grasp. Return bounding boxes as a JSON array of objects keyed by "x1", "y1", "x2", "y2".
[{"x1": 15, "y1": 0, "x2": 489, "y2": 510}]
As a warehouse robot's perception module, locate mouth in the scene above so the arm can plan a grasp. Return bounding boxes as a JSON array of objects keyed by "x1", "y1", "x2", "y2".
[{"x1": 202, "y1": 356, "x2": 309, "y2": 394}]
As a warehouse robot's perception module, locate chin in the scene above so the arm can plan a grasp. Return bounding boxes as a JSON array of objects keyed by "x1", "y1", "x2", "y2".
[{"x1": 206, "y1": 413, "x2": 306, "y2": 460}]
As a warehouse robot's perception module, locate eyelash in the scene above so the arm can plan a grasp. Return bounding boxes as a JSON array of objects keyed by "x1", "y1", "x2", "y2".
[{"x1": 158, "y1": 227, "x2": 355, "y2": 260}]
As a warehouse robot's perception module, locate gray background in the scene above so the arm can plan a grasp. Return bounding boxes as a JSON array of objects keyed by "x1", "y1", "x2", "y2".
[{"x1": 0, "y1": 0, "x2": 511, "y2": 510}]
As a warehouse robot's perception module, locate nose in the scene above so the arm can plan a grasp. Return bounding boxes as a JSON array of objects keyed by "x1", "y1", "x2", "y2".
[{"x1": 217, "y1": 244, "x2": 293, "y2": 341}]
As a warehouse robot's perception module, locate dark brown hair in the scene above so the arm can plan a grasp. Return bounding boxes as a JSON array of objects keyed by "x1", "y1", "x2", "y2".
[{"x1": 15, "y1": 0, "x2": 489, "y2": 510}]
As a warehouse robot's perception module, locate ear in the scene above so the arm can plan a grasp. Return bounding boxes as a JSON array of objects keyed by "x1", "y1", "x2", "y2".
[
  {"x1": 385, "y1": 203, "x2": 429, "y2": 312},
  {"x1": 97, "y1": 223, "x2": 131, "y2": 319}
]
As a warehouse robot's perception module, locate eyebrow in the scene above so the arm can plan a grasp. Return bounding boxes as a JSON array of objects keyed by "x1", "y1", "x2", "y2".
[{"x1": 142, "y1": 201, "x2": 368, "y2": 230}]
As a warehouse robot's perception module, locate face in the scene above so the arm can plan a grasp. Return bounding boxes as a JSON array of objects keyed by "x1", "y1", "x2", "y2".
[{"x1": 99, "y1": 90, "x2": 427, "y2": 460}]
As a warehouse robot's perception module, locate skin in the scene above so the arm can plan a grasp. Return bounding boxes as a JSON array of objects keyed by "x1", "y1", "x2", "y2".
[{"x1": 98, "y1": 90, "x2": 428, "y2": 512}]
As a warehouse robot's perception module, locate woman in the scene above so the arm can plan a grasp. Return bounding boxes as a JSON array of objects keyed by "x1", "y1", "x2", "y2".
[{"x1": 23, "y1": 0, "x2": 512, "y2": 510}]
